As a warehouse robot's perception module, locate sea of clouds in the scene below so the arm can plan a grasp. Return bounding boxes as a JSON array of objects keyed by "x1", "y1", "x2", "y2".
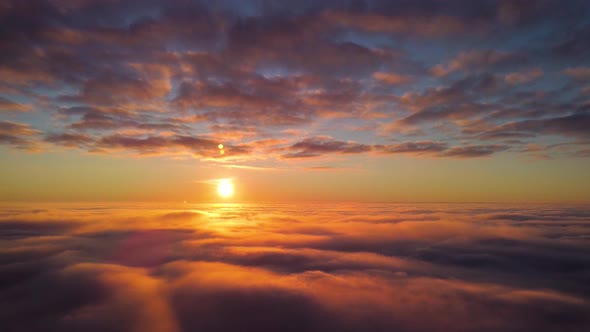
[{"x1": 1, "y1": 203, "x2": 589, "y2": 331}]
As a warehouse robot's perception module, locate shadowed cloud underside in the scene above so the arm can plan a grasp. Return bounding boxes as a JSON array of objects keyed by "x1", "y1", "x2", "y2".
[{"x1": 0, "y1": 0, "x2": 589, "y2": 160}]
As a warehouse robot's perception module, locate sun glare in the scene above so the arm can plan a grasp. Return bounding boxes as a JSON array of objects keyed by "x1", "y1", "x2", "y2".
[{"x1": 217, "y1": 179, "x2": 234, "y2": 198}]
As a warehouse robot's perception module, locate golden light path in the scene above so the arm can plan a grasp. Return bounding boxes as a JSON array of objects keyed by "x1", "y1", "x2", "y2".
[{"x1": 217, "y1": 179, "x2": 234, "y2": 198}]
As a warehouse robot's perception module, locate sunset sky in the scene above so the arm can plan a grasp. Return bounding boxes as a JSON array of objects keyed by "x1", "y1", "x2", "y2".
[
  {"x1": 1, "y1": 0, "x2": 590, "y2": 203},
  {"x1": 2, "y1": 2, "x2": 590, "y2": 332}
]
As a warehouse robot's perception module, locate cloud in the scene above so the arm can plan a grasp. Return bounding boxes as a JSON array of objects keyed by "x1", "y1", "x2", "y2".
[
  {"x1": 505, "y1": 68, "x2": 544, "y2": 85},
  {"x1": 564, "y1": 67, "x2": 590, "y2": 81},
  {"x1": 432, "y1": 50, "x2": 527, "y2": 77},
  {"x1": 482, "y1": 113, "x2": 590, "y2": 140},
  {"x1": 372, "y1": 71, "x2": 413, "y2": 85},
  {"x1": 0, "y1": 120, "x2": 40, "y2": 150},
  {"x1": 442, "y1": 144, "x2": 509, "y2": 158},
  {"x1": 60, "y1": 107, "x2": 186, "y2": 133},
  {"x1": 378, "y1": 141, "x2": 448, "y2": 155},
  {"x1": 94, "y1": 134, "x2": 252, "y2": 158},
  {"x1": 553, "y1": 25, "x2": 590, "y2": 58},
  {"x1": 1, "y1": 204, "x2": 589, "y2": 331},
  {"x1": 392, "y1": 73, "x2": 505, "y2": 127},
  {"x1": 0, "y1": 97, "x2": 32, "y2": 113},
  {"x1": 281, "y1": 137, "x2": 511, "y2": 159},
  {"x1": 44, "y1": 133, "x2": 93, "y2": 148},
  {"x1": 171, "y1": 76, "x2": 331, "y2": 126},
  {"x1": 282, "y1": 137, "x2": 371, "y2": 159},
  {"x1": 320, "y1": 10, "x2": 481, "y2": 38},
  {"x1": 0, "y1": 0, "x2": 589, "y2": 162},
  {"x1": 225, "y1": 14, "x2": 405, "y2": 77}
]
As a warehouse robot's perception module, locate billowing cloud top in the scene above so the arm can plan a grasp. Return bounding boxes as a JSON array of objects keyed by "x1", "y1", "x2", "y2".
[
  {"x1": 1, "y1": 203, "x2": 589, "y2": 331},
  {"x1": 1, "y1": 0, "x2": 590, "y2": 162}
]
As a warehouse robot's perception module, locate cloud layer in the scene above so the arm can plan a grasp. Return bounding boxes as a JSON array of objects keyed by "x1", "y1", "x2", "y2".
[
  {"x1": 1, "y1": 203, "x2": 589, "y2": 331},
  {"x1": 0, "y1": 0, "x2": 589, "y2": 162}
]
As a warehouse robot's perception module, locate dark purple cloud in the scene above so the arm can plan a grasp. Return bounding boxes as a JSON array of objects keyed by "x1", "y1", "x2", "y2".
[
  {"x1": 378, "y1": 141, "x2": 449, "y2": 154},
  {"x1": 283, "y1": 138, "x2": 507, "y2": 159},
  {"x1": 0, "y1": 0, "x2": 589, "y2": 161},
  {"x1": 283, "y1": 136, "x2": 372, "y2": 159},
  {"x1": 0, "y1": 120, "x2": 40, "y2": 150},
  {"x1": 442, "y1": 144, "x2": 509, "y2": 158},
  {"x1": 482, "y1": 113, "x2": 590, "y2": 140}
]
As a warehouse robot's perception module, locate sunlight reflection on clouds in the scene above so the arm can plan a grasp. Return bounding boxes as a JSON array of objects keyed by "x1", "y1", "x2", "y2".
[{"x1": 1, "y1": 203, "x2": 589, "y2": 331}]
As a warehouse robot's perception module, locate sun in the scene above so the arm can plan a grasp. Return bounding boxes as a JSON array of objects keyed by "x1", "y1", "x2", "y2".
[{"x1": 217, "y1": 179, "x2": 234, "y2": 198}]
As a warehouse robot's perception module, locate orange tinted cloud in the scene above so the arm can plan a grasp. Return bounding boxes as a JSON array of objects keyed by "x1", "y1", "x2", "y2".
[
  {"x1": 372, "y1": 71, "x2": 413, "y2": 85},
  {"x1": 2, "y1": 203, "x2": 589, "y2": 331}
]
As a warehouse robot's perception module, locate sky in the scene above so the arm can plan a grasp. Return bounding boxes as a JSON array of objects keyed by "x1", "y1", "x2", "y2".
[{"x1": 1, "y1": 0, "x2": 590, "y2": 202}]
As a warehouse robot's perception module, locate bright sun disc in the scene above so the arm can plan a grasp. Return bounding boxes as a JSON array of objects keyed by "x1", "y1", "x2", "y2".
[{"x1": 217, "y1": 180, "x2": 233, "y2": 198}]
